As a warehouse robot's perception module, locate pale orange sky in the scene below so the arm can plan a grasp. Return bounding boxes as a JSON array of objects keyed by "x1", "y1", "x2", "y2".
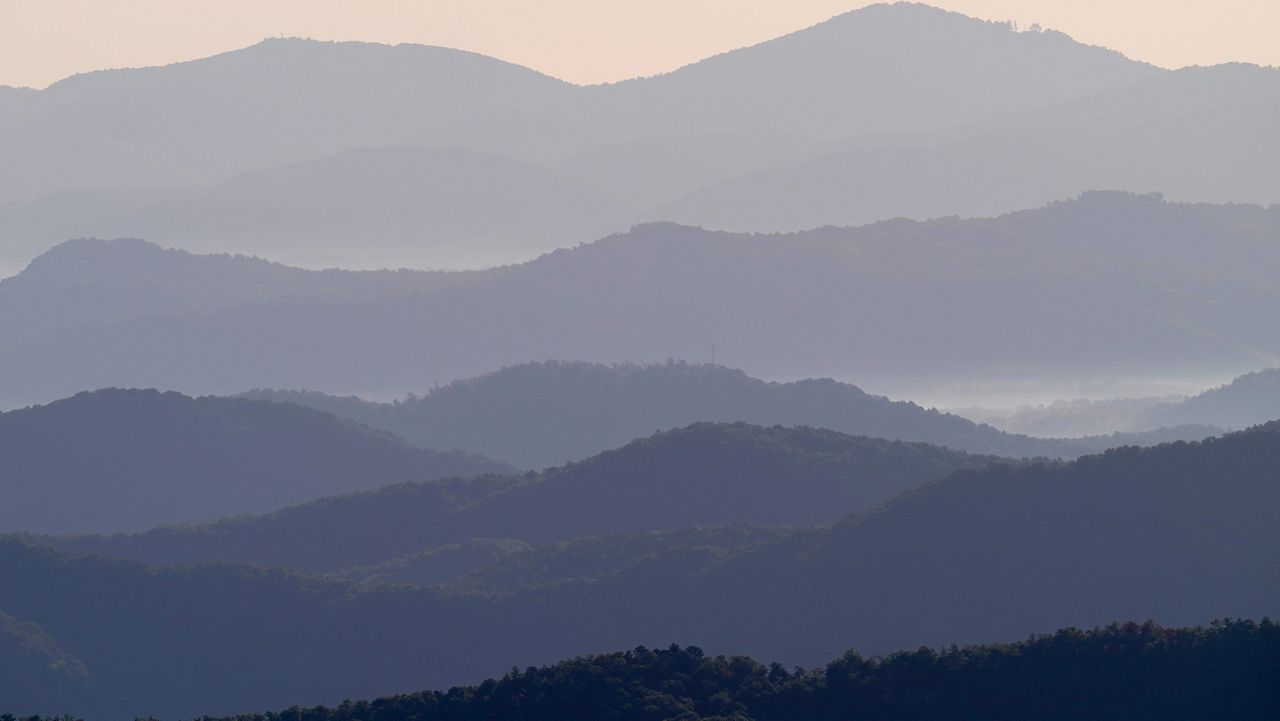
[{"x1": 2, "y1": 0, "x2": 1277, "y2": 89}]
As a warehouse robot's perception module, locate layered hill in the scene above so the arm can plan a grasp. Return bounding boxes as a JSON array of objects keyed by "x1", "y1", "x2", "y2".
[
  {"x1": 0, "y1": 235, "x2": 478, "y2": 351},
  {"x1": 672, "y1": 421, "x2": 1280, "y2": 662},
  {"x1": 0, "y1": 3, "x2": 1187, "y2": 275},
  {"x1": 5, "y1": 422, "x2": 1278, "y2": 717},
  {"x1": 49, "y1": 422, "x2": 996, "y2": 571},
  {"x1": 165, "y1": 624, "x2": 1280, "y2": 721},
  {"x1": 0, "y1": 389, "x2": 509, "y2": 534},
  {"x1": 240, "y1": 361, "x2": 1215, "y2": 467},
  {"x1": 1156, "y1": 368, "x2": 1280, "y2": 431},
  {"x1": 4, "y1": 7, "x2": 1276, "y2": 278},
  {"x1": 659, "y1": 63, "x2": 1280, "y2": 231},
  {"x1": 339, "y1": 525, "x2": 791, "y2": 592},
  {"x1": 3, "y1": 193, "x2": 1277, "y2": 407},
  {"x1": 964, "y1": 366, "x2": 1280, "y2": 437},
  {"x1": 580, "y1": 2, "x2": 1159, "y2": 146},
  {"x1": 14, "y1": 147, "x2": 633, "y2": 271},
  {"x1": 0, "y1": 37, "x2": 580, "y2": 205},
  {"x1": 0, "y1": 4, "x2": 1156, "y2": 202}
]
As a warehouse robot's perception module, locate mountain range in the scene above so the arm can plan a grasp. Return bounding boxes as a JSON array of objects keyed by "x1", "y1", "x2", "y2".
[
  {"x1": 3, "y1": 420, "x2": 1275, "y2": 717},
  {"x1": 2, "y1": 192, "x2": 1277, "y2": 407},
  {"x1": 964, "y1": 367, "x2": 1280, "y2": 436},
  {"x1": 0, "y1": 389, "x2": 508, "y2": 534},
  {"x1": 4, "y1": 3, "x2": 1277, "y2": 274},
  {"x1": 45, "y1": 422, "x2": 997, "y2": 571},
  {"x1": 139, "y1": 624, "x2": 1280, "y2": 721},
  {"x1": 1, "y1": 3, "x2": 1276, "y2": 717},
  {"x1": 239, "y1": 361, "x2": 1217, "y2": 467}
]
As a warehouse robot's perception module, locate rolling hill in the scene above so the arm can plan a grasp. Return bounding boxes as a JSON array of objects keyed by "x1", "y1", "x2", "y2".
[
  {"x1": 0, "y1": 3, "x2": 1179, "y2": 275},
  {"x1": 4, "y1": 422, "x2": 1277, "y2": 717},
  {"x1": 47, "y1": 422, "x2": 996, "y2": 571},
  {"x1": 2, "y1": 193, "x2": 1276, "y2": 408},
  {"x1": 240, "y1": 361, "x2": 1216, "y2": 467},
  {"x1": 961, "y1": 366, "x2": 1280, "y2": 437},
  {"x1": 1155, "y1": 368, "x2": 1280, "y2": 431},
  {"x1": 0, "y1": 37, "x2": 580, "y2": 206},
  {"x1": 591, "y1": 2, "x2": 1159, "y2": 141},
  {"x1": 658, "y1": 63, "x2": 1280, "y2": 231},
  {"x1": 338, "y1": 525, "x2": 791, "y2": 592},
  {"x1": 0, "y1": 388, "x2": 509, "y2": 534},
  {"x1": 10, "y1": 147, "x2": 633, "y2": 271}
]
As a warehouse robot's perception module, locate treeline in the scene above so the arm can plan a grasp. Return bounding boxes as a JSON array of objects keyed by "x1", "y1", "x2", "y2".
[{"x1": 182, "y1": 620, "x2": 1274, "y2": 721}]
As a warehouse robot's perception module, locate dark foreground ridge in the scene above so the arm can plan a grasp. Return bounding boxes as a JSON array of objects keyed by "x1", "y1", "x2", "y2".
[
  {"x1": 11, "y1": 620, "x2": 1277, "y2": 721},
  {"x1": 6, "y1": 421, "x2": 1277, "y2": 718}
]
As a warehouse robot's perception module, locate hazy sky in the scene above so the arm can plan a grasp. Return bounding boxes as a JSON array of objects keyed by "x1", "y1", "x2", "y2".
[{"x1": 2, "y1": 0, "x2": 1278, "y2": 89}]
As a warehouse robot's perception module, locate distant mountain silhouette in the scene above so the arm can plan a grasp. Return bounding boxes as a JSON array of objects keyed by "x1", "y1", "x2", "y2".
[
  {"x1": 1154, "y1": 368, "x2": 1280, "y2": 430},
  {"x1": 5, "y1": 422, "x2": 1276, "y2": 718},
  {"x1": 48, "y1": 422, "x2": 996, "y2": 571},
  {"x1": 591, "y1": 3, "x2": 1158, "y2": 140},
  {"x1": 0, "y1": 236, "x2": 471, "y2": 351},
  {"x1": 2, "y1": 194, "x2": 1276, "y2": 407},
  {"x1": 0, "y1": 37, "x2": 579, "y2": 206},
  {"x1": 963, "y1": 366, "x2": 1280, "y2": 436},
  {"x1": 0, "y1": 389, "x2": 509, "y2": 534},
  {"x1": 9, "y1": 147, "x2": 633, "y2": 271},
  {"x1": 0, "y1": 3, "x2": 1175, "y2": 274},
  {"x1": 239, "y1": 361, "x2": 1214, "y2": 467},
  {"x1": 657, "y1": 64, "x2": 1280, "y2": 231}
]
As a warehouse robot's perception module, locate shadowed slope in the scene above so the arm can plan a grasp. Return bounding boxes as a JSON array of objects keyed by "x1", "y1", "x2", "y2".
[
  {"x1": 47, "y1": 422, "x2": 997, "y2": 571},
  {"x1": 0, "y1": 389, "x2": 510, "y2": 534},
  {"x1": 3, "y1": 424, "x2": 1278, "y2": 717}
]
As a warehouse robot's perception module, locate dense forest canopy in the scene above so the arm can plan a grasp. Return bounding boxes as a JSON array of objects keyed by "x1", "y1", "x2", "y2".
[{"x1": 7, "y1": 621, "x2": 1275, "y2": 721}]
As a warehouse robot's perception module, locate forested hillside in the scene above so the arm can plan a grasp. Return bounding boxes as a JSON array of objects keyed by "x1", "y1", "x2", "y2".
[
  {"x1": 190, "y1": 621, "x2": 1280, "y2": 721},
  {"x1": 5, "y1": 423, "x2": 1276, "y2": 717}
]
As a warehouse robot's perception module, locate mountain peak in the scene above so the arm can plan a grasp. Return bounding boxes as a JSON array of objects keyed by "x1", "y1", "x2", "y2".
[
  {"x1": 16, "y1": 237, "x2": 167, "y2": 277},
  {"x1": 9, "y1": 237, "x2": 286, "y2": 287}
]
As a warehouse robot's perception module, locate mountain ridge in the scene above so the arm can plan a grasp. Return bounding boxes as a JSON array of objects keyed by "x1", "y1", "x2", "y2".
[
  {"x1": 0, "y1": 2, "x2": 1182, "y2": 274},
  {"x1": 4, "y1": 193, "x2": 1276, "y2": 407},
  {"x1": 4, "y1": 421, "x2": 1277, "y2": 717},
  {"x1": 238, "y1": 360, "x2": 1219, "y2": 467},
  {"x1": 45, "y1": 421, "x2": 998, "y2": 571},
  {"x1": 0, "y1": 388, "x2": 511, "y2": 534}
]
